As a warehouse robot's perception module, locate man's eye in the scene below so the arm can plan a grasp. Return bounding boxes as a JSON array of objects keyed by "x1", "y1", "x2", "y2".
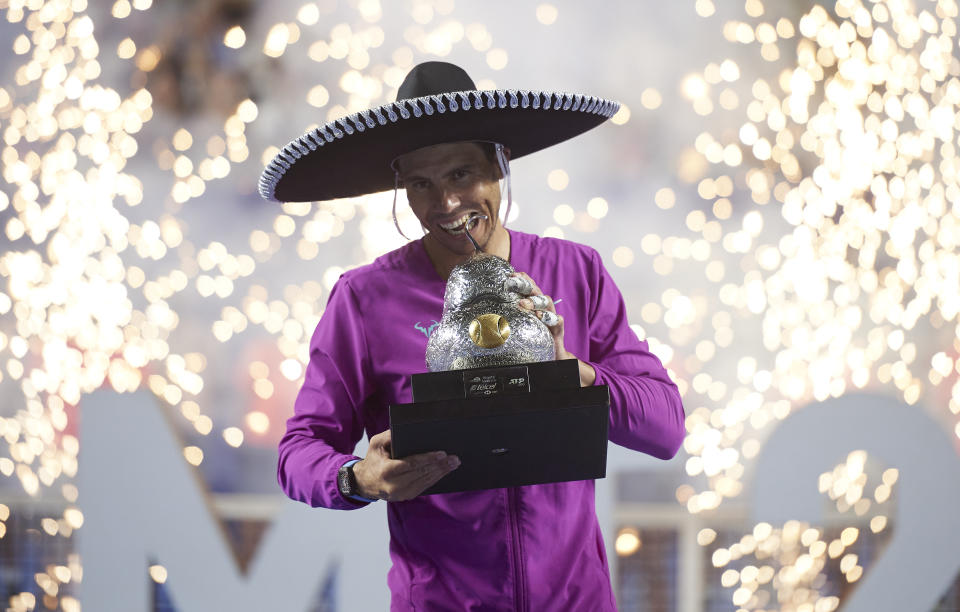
[
  {"x1": 409, "y1": 180, "x2": 429, "y2": 190},
  {"x1": 451, "y1": 169, "x2": 469, "y2": 180}
]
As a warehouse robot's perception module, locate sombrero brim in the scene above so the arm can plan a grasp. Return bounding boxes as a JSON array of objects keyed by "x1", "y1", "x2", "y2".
[{"x1": 259, "y1": 89, "x2": 619, "y2": 203}]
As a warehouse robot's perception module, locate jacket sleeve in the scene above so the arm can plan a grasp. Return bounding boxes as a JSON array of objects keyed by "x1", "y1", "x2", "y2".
[
  {"x1": 582, "y1": 250, "x2": 686, "y2": 460},
  {"x1": 277, "y1": 277, "x2": 374, "y2": 509}
]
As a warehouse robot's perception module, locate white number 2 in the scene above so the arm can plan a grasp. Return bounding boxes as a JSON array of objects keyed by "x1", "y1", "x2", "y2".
[{"x1": 751, "y1": 392, "x2": 960, "y2": 611}]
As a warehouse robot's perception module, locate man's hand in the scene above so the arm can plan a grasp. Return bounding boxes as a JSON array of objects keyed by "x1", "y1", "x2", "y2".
[
  {"x1": 508, "y1": 272, "x2": 597, "y2": 387},
  {"x1": 352, "y1": 430, "x2": 460, "y2": 502}
]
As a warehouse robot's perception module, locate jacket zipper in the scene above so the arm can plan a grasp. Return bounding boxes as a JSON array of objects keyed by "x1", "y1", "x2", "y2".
[{"x1": 508, "y1": 487, "x2": 526, "y2": 611}]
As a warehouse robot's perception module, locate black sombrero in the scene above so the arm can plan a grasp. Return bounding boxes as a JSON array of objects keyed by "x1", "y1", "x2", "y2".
[{"x1": 258, "y1": 61, "x2": 620, "y2": 203}]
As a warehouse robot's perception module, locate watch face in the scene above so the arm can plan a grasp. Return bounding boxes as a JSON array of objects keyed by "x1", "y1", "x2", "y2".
[{"x1": 338, "y1": 465, "x2": 353, "y2": 496}]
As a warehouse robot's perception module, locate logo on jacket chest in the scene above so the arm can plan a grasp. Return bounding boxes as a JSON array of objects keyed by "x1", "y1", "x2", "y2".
[{"x1": 414, "y1": 320, "x2": 440, "y2": 339}]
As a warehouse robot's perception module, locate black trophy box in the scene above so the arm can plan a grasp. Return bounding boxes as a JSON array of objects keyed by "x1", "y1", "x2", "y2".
[{"x1": 389, "y1": 359, "x2": 609, "y2": 495}]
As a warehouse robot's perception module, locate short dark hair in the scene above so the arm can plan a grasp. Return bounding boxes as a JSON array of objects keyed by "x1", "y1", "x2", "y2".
[
  {"x1": 394, "y1": 141, "x2": 503, "y2": 180},
  {"x1": 475, "y1": 141, "x2": 505, "y2": 179},
  {"x1": 477, "y1": 141, "x2": 498, "y2": 164}
]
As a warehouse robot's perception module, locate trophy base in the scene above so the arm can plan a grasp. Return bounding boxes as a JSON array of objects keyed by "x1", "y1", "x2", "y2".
[{"x1": 389, "y1": 359, "x2": 609, "y2": 495}]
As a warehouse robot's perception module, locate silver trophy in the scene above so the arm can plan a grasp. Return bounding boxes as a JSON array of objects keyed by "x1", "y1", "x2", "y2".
[{"x1": 426, "y1": 252, "x2": 556, "y2": 372}]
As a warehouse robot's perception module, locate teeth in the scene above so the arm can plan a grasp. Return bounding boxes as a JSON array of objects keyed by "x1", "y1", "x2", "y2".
[{"x1": 439, "y1": 213, "x2": 473, "y2": 231}]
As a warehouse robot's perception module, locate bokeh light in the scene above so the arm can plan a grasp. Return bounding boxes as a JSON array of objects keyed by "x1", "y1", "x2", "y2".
[{"x1": 1, "y1": 0, "x2": 958, "y2": 608}]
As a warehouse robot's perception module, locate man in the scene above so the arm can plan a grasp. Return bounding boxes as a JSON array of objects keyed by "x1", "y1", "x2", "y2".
[{"x1": 262, "y1": 62, "x2": 685, "y2": 610}]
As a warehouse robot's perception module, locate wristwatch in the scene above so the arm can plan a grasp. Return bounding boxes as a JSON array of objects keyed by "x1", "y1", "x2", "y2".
[{"x1": 338, "y1": 460, "x2": 376, "y2": 502}]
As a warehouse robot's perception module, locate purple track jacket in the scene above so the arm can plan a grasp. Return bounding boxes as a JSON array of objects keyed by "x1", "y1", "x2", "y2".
[{"x1": 278, "y1": 230, "x2": 686, "y2": 610}]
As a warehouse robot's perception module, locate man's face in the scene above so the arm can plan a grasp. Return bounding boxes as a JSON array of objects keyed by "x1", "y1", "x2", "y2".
[{"x1": 396, "y1": 142, "x2": 502, "y2": 257}]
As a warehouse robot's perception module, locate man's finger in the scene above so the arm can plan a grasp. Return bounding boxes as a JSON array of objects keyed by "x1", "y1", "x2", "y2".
[
  {"x1": 385, "y1": 451, "x2": 453, "y2": 479},
  {"x1": 389, "y1": 455, "x2": 460, "y2": 497},
  {"x1": 541, "y1": 311, "x2": 560, "y2": 327},
  {"x1": 504, "y1": 275, "x2": 534, "y2": 295},
  {"x1": 406, "y1": 456, "x2": 460, "y2": 494},
  {"x1": 396, "y1": 450, "x2": 448, "y2": 470},
  {"x1": 529, "y1": 294, "x2": 551, "y2": 310},
  {"x1": 368, "y1": 429, "x2": 393, "y2": 453}
]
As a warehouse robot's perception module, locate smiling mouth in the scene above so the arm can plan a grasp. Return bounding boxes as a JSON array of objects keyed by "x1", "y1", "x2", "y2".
[{"x1": 438, "y1": 213, "x2": 476, "y2": 235}]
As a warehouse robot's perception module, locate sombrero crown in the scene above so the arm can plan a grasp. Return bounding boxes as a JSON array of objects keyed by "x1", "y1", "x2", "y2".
[{"x1": 259, "y1": 61, "x2": 619, "y2": 203}]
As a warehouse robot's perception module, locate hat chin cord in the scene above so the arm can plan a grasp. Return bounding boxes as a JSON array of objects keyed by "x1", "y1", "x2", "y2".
[
  {"x1": 495, "y1": 143, "x2": 512, "y2": 229},
  {"x1": 391, "y1": 171, "x2": 412, "y2": 240},
  {"x1": 390, "y1": 141, "x2": 512, "y2": 241}
]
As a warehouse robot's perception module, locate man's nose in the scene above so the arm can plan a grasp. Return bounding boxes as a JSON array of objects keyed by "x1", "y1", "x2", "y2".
[{"x1": 439, "y1": 189, "x2": 461, "y2": 211}]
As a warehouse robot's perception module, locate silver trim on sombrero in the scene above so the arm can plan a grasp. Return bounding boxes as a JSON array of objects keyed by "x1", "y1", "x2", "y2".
[{"x1": 258, "y1": 89, "x2": 620, "y2": 202}]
